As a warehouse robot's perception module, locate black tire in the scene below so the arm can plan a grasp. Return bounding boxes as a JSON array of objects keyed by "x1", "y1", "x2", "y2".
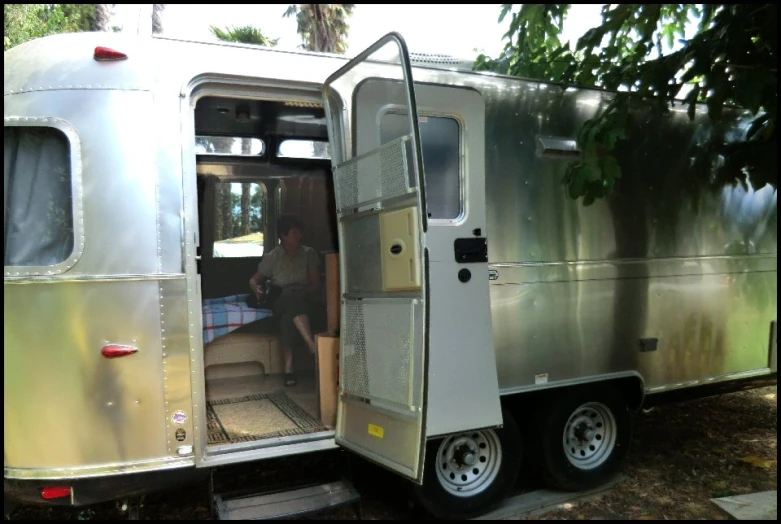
[
  {"x1": 4, "y1": 497, "x2": 18, "y2": 520},
  {"x1": 412, "y1": 408, "x2": 522, "y2": 520},
  {"x1": 539, "y1": 384, "x2": 631, "y2": 491}
]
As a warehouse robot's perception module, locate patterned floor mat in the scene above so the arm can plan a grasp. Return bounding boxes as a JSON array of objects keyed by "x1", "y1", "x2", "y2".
[{"x1": 207, "y1": 392, "x2": 327, "y2": 445}]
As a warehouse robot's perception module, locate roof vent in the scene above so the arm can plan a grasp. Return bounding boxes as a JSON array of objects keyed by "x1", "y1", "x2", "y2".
[{"x1": 409, "y1": 52, "x2": 474, "y2": 71}]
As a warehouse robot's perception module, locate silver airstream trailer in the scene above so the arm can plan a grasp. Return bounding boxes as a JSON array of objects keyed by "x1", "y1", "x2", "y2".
[{"x1": 4, "y1": 30, "x2": 777, "y2": 520}]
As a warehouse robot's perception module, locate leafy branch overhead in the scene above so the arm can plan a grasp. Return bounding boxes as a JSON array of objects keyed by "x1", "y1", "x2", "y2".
[
  {"x1": 3, "y1": 4, "x2": 162, "y2": 49},
  {"x1": 4, "y1": 4, "x2": 113, "y2": 50},
  {"x1": 475, "y1": 4, "x2": 777, "y2": 204}
]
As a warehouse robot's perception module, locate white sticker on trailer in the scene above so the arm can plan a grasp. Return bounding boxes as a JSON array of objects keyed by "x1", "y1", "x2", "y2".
[
  {"x1": 535, "y1": 373, "x2": 549, "y2": 385},
  {"x1": 171, "y1": 410, "x2": 188, "y2": 425}
]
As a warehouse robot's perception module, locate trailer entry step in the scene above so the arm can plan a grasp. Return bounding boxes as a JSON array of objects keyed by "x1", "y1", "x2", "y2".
[{"x1": 214, "y1": 480, "x2": 362, "y2": 520}]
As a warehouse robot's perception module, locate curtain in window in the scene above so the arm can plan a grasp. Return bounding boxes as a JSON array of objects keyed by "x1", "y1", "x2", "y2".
[{"x1": 4, "y1": 126, "x2": 74, "y2": 267}]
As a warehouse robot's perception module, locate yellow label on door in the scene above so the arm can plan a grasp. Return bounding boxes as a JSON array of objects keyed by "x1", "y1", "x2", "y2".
[{"x1": 368, "y1": 423, "x2": 384, "y2": 439}]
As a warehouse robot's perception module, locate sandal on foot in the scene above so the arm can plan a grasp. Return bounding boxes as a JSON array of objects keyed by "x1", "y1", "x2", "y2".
[{"x1": 284, "y1": 373, "x2": 298, "y2": 387}]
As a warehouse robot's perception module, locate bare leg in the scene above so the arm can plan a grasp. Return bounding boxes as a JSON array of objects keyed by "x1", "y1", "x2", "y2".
[{"x1": 293, "y1": 314, "x2": 317, "y2": 355}]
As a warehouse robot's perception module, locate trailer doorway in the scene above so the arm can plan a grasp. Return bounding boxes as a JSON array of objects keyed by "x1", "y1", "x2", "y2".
[{"x1": 190, "y1": 90, "x2": 340, "y2": 459}]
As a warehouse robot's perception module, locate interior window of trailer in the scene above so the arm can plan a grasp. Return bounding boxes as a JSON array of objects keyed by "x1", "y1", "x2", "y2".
[
  {"x1": 277, "y1": 139, "x2": 330, "y2": 160},
  {"x1": 196, "y1": 136, "x2": 265, "y2": 157},
  {"x1": 212, "y1": 181, "x2": 267, "y2": 258}
]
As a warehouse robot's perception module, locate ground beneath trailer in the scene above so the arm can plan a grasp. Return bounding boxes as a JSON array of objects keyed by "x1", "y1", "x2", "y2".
[
  {"x1": 7, "y1": 386, "x2": 776, "y2": 521},
  {"x1": 529, "y1": 385, "x2": 778, "y2": 521}
]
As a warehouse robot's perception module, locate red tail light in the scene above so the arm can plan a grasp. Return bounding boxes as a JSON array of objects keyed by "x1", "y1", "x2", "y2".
[
  {"x1": 101, "y1": 344, "x2": 138, "y2": 359},
  {"x1": 41, "y1": 486, "x2": 72, "y2": 500},
  {"x1": 94, "y1": 46, "x2": 128, "y2": 61}
]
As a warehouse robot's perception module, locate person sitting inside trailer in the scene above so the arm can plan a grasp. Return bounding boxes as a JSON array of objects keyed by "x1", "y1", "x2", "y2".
[{"x1": 248, "y1": 214, "x2": 320, "y2": 387}]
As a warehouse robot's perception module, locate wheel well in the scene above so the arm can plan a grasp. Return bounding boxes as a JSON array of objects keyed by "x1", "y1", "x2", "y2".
[{"x1": 613, "y1": 375, "x2": 645, "y2": 411}]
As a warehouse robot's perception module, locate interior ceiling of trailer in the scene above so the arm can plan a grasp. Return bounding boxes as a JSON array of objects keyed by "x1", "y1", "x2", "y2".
[{"x1": 194, "y1": 96, "x2": 328, "y2": 140}]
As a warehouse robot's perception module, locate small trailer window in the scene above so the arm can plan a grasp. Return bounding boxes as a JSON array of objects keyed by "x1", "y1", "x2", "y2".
[
  {"x1": 380, "y1": 114, "x2": 461, "y2": 220},
  {"x1": 4, "y1": 125, "x2": 75, "y2": 269},
  {"x1": 277, "y1": 139, "x2": 330, "y2": 160},
  {"x1": 212, "y1": 181, "x2": 266, "y2": 258},
  {"x1": 195, "y1": 136, "x2": 265, "y2": 157}
]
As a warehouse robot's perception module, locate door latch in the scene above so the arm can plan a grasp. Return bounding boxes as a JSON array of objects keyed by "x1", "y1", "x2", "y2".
[
  {"x1": 489, "y1": 269, "x2": 499, "y2": 281},
  {"x1": 454, "y1": 237, "x2": 488, "y2": 263}
]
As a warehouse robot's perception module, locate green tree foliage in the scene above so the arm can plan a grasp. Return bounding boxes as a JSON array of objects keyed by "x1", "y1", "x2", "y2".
[
  {"x1": 283, "y1": 4, "x2": 355, "y2": 54},
  {"x1": 209, "y1": 25, "x2": 278, "y2": 47},
  {"x1": 475, "y1": 4, "x2": 777, "y2": 204},
  {"x1": 5, "y1": 4, "x2": 46, "y2": 50},
  {"x1": 4, "y1": 4, "x2": 118, "y2": 51}
]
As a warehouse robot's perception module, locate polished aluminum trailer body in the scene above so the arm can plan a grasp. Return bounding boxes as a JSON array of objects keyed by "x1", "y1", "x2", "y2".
[{"x1": 4, "y1": 32, "x2": 776, "y2": 489}]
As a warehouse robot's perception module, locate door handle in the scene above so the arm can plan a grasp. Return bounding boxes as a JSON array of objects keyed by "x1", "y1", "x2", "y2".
[{"x1": 454, "y1": 237, "x2": 488, "y2": 263}]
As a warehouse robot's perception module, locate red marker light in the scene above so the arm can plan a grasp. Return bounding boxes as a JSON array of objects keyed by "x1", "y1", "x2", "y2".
[
  {"x1": 101, "y1": 344, "x2": 138, "y2": 359},
  {"x1": 41, "y1": 486, "x2": 72, "y2": 500},
  {"x1": 94, "y1": 46, "x2": 128, "y2": 61}
]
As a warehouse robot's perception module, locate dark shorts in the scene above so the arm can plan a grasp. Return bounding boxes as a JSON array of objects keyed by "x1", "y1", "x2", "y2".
[{"x1": 273, "y1": 288, "x2": 315, "y2": 347}]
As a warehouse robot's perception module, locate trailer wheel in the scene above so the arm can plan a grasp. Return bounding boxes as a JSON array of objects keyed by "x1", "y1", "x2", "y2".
[
  {"x1": 539, "y1": 385, "x2": 631, "y2": 491},
  {"x1": 412, "y1": 408, "x2": 522, "y2": 519}
]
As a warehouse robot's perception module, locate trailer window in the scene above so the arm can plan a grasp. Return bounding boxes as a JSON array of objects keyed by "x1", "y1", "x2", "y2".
[
  {"x1": 195, "y1": 136, "x2": 265, "y2": 157},
  {"x1": 380, "y1": 114, "x2": 461, "y2": 220},
  {"x1": 278, "y1": 139, "x2": 330, "y2": 160},
  {"x1": 4, "y1": 126, "x2": 75, "y2": 268},
  {"x1": 212, "y1": 181, "x2": 266, "y2": 258}
]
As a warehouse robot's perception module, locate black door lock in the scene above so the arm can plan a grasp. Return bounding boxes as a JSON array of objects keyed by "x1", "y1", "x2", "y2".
[
  {"x1": 458, "y1": 269, "x2": 471, "y2": 283},
  {"x1": 454, "y1": 238, "x2": 488, "y2": 263}
]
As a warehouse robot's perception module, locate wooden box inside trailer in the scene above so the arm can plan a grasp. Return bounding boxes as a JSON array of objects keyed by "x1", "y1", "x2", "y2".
[
  {"x1": 325, "y1": 252, "x2": 341, "y2": 334},
  {"x1": 315, "y1": 253, "x2": 341, "y2": 428},
  {"x1": 316, "y1": 334, "x2": 339, "y2": 429}
]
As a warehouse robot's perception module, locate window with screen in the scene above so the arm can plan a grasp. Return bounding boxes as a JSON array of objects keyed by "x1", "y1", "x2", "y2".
[{"x1": 380, "y1": 114, "x2": 461, "y2": 220}]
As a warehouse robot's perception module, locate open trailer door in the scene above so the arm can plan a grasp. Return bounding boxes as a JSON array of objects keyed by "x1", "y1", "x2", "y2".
[{"x1": 322, "y1": 33, "x2": 430, "y2": 483}]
